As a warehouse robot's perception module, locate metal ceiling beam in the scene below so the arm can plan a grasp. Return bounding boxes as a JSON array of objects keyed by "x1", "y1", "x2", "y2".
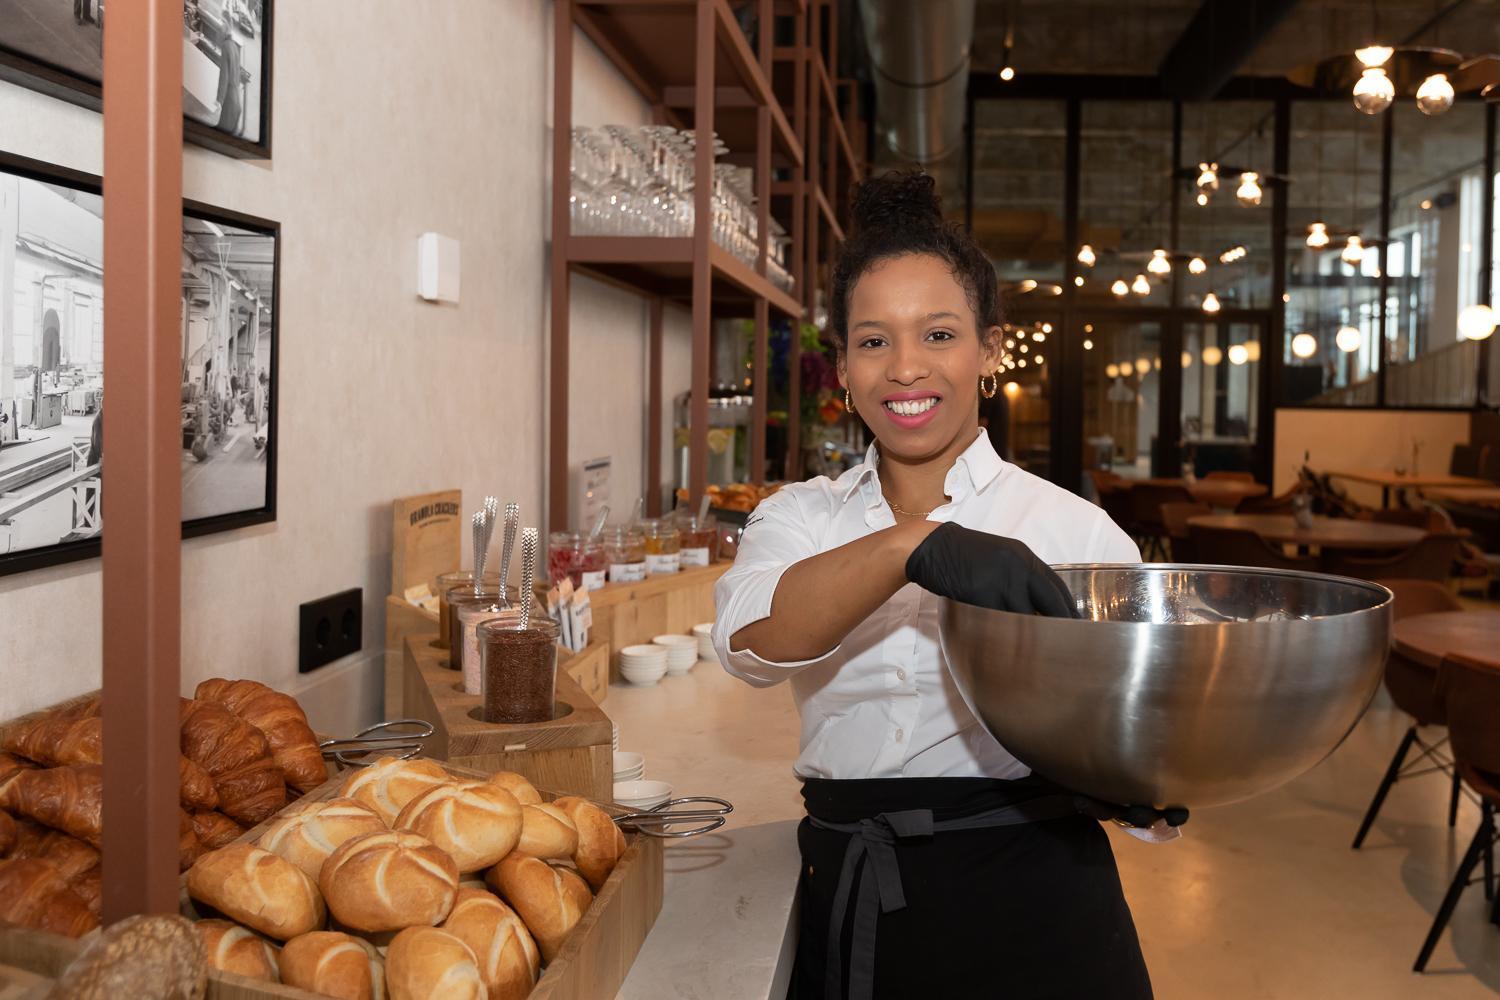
[{"x1": 1157, "y1": 0, "x2": 1302, "y2": 101}]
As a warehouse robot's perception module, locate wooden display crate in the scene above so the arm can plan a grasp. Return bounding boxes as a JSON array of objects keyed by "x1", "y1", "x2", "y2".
[
  {"x1": 403, "y1": 634, "x2": 614, "y2": 802},
  {"x1": 588, "y1": 562, "x2": 728, "y2": 680}
]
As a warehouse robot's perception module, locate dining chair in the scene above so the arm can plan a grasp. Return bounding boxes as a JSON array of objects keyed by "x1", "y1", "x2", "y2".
[
  {"x1": 1159, "y1": 502, "x2": 1211, "y2": 562},
  {"x1": 1414, "y1": 651, "x2": 1500, "y2": 972},
  {"x1": 1351, "y1": 580, "x2": 1464, "y2": 850},
  {"x1": 1236, "y1": 487, "x2": 1301, "y2": 516},
  {"x1": 1321, "y1": 533, "x2": 1463, "y2": 583},
  {"x1": 1131, "y1": 483, "x2": 1194, "y2": 560},
  {"x1": 1449, "y1": 443, "x2": 1483, "y2": 479},
  {"x1": 1187, "y1": 525, "x2": 1318, "y2": 571},
  {"x1": 1203, "y1": 471, "x2": 1256, "y2": 483}
]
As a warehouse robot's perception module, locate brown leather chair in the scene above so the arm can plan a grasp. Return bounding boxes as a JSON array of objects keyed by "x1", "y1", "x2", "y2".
[
  {"x1": 1321, "y1": 533, "x2": 1462, "y2": 583},
  {"x1": 1414, "y1": 651, "x2": 1500, "y2": 971},
  {"x1": 1357, "y1": 508, "x2": 1451, "y2": 531},
  {"x1": 1188, "y1": 524, "x2": 1319, "y2": 571},
  {"x1": 1236, "y1": 487, "x2": 1302, "y2": 516},
  {"x1": 1159, "y1": 501, "x2": 1211, "y2": 562},
  {"x1": 1351, "y1": 580, "x2": 1465, "y2": 850},
  {"x1": 1131, "y1": 483, "x2": 1194, "y2": 560}
]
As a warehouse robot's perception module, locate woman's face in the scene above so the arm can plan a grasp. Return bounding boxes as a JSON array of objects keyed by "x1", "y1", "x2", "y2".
[{"x1": 839, "y1": 254, "x2": 1002, "y2": 464}]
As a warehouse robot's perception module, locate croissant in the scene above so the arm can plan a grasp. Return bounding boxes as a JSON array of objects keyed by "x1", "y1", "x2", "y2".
[
  {"x1": 213, "y1": 757, "x2": 287, "y2": 827},
  {"x1": 9, "y1": 818, "x2": 99, "y2": 879},
  {"x1": 195, "y1": 679, "x2": 327, "y2": 793},
  {"x1": 0, "y1": 751, "x2": 35, "y2": 798},
  {"x1": 2, "y1": 716, "x2": 219, "y2": 811},
  {"x1": 0, "y1": 764, "x2": 103, "y2": 846},
  {"x1": 68, "y1": 864, "x2": 101, "y2": 916},
  {"x1": 0, "y1": 811, "x2": 15, "y2": 856},
  {"x1": 192, "y1": 810, "x2": 247, "y2": 850},
  {"x1": 180, "y1": 699, "x2": 273, "y2": 778},
  {"x1": 0, "y1": 857, "x2": 98, "y2": 938}
]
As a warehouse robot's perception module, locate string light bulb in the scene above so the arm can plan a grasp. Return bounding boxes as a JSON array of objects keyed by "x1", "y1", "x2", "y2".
[
  {"x1": 1228, "y1": 344, "x2": 1249, "y2": 366},
  {"x1": 1105, "y1": 363, "x2": 1120, "y2": 378},
  {"x1": 1074, "y1": 275, "x2": 1085, "y2": 287},
  {"x1": 1196, "y1": 191, "x2": 1210, "y2": 207},
  {"x1": 1245, "y1": 340, "x2": 1261, "y2": 362},
  {"x1": 1202, "y1": 291, "x2": 1221, "y2": 314},
  {"x1": 1458, "y1": 303, "x2": 1498, "y2": 341},
  {"x1": 1188, "y1": 256, "x2": 1207, "y2": 275},
  {"x1": 1181, "y1": 350, "x2": 1194, "y2": 369},
  {"x1": 1111, "y1": 278, "x2": 1130, "y2": 297},
  {"x1": 1353, "y1": 67, "x2": 1395, "y2": 115},
  {"x1": 1083, "y1": 339, "x2": 1094, "y2": 351},
  {"x1": 1306, "y1": 221, "x2": 1329, "y2": 249},
  {"x1": 1147, "y1": 248, "x2": 1171, "y2": 275},
  {"x1": 1195, "y1": 162, "x2": 1219, "y2": 193},
  {"x1": 1355, "y1": 46, "x2": 1394, "y2": 68},
  {"x1": 1202, "y1": 345, "x2": 1223, "y2": 366},
  {"x1": 999, "y1": 65, "x2": 1016, "y2": 82},
  {"x1": 1416, "y1": 73, "x2": 1455, "y2": 116},
  {"x1": 1291, "y1": 332, "x2": 1318, "y2": 359},
  {"x1": 1341, "y1": 235, "x2": 1365, "y2": 265},
  {"x1": 1132, "y1": 273, "x2": 1151, "y2": 296},
  {"x1": 1336, "y1": 325, "x2": 1363, "y2": 352},
  {"x1": 1077, "y1": 244, "x2": 1096, "y2": 267},
  {"x1": 1235, "y1": 171, "x2": 1263, "y2": 208}
]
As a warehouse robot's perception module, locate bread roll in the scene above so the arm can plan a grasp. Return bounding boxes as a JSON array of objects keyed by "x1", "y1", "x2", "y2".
[
  {"x1": 48, "y1": 914, "x2": 205, "y2": 1000},
  {"x1": 440, "y1": 888, "x2": 539, "y2": 1000},
  {"x1": 484, "y1": 772, "x2": 541, "y2": 806},
  {"x1": 320, "y1": 830, "x2": 458, "y2": 933},
  {"x1": 0, "y1": 856, "x2": 98, "y2": 938},
  {"x1": 258, "y1": 797, "x2": 386, "y2": 879},
  {"x1": 385, "y1": 926, "x2": 484, "y2": 1000},
  {"x1": 394, "y1": 782, "x2": 521, "y2": 873},
  {"x1": 192, "y1": 810, "x2": 247, "y2": 850},
  {"x1": 194, "y1": 679, "x2": 329, "y2": 793},
  {"x1": 552, "y1": 795, "x2": 628, "y2": 890},
  {"x1": 280, "y1": 930, "x2": 385, "y2": 1000},
  {"x1": 515, "y1": 802, "x2": 577, "y2": 861},
  {"x1": 0, "y1": 763, "x2": 103, "y2": 846},
  {"x1": 196, "y1": 918, "x2": 281, "y2": 982},
  {"x1": 485, "y1": 854, "x2": 592, "y2": 963},
  {"x1": 337, "y1": 757, "x2": 453, "y2": 826},
  {"x1": 185, "y1": 843, "x2": 325, "y2": 941}
]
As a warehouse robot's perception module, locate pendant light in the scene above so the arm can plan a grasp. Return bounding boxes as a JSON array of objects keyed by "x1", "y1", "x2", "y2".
[
  {"x1": 1202, "y1": 345, "x2": 1223, "y2": 366},
  {"x1": 1228, "y1": 344, "x2": 1249, "y2": 366},
  {"x1": 1306, "y1": 221, "x2": 1330, "y2": 249},
  {"x1": 1074, "y1": 275, "x2": 1085, "y2": 287},
  {"x1": 1077, "y1": 243, "x2": 1097, "y2": 267},
  {"x1": 1336, "y1": 325, "x2": 1363, "y2": 352},
  {"x1": 1459, "y1": 303, "x2": 1498, "y2": 340},
  {"x1": 1244, "y1": 340, "x2": 1261, "y2": 362},
  {"x1": 1181, "y1": 350, "x2": 1194, "y2": 369},
  {"x1": 1195, "y1": 162, "x2": 1219, "y2": 194},
  {"x1": 1202, "y1": 291, "x2": 1222, "y2": 314},
  {"x1": 1352, "y1": 44, "x2": 1395, "y2": 115},
  {"x1": 1106, "y1": 363, "x2": 1120, "y2": 378},
  {"x1": 1132, "y1": 273, "x2": 1151, "y2": 296},
  {"x1": 1416, "y1": 73, "x2": 1455, "y2": 115},
  {"x1": 999, "y1": 65, "x2": 1015, "y2": 82},
  {"x1": 1235, "y1": 171, "x2": 1263, "y2": 208},
  {"x1": 1188, "y1": 256, "x2": 1207, "y2": 275},
  {"x1": 1111, "y1": 278, "x2": 1130, "y2": 297},
  {"x1": 1291, "y1": 332, "x2": 1318, "y2": 358},
  {"x1": 1083, "y1": 338, "x2": 1094, "y2": 351},
  {"x1": 1341, "y1": 235, "x2": 1365, "y2": 265},
  {"x1": 1147, "y1": 248, "x2": 1171, "y2": 275},
  {"x1": 1196, "y1": 191, "x2": 1210, "y2": 207}
]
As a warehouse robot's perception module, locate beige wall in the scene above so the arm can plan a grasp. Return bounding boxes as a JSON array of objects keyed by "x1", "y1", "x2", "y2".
[
  {"x1": 0, "y1": 2, "x2": 673, "y2": 730},
  {"x1": 1273, "y1": 408, "x2": 1471, "y2": 507}
]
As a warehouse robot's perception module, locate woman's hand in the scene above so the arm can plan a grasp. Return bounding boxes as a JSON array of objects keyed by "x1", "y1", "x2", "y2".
[{"x1": 905, "y1": 522, "x2": 1078, "y2": 617}]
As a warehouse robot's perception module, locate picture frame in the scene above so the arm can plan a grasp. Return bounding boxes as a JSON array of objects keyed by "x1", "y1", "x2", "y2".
[
  {"x1": 0, "y1": 148, "x2": 280, "y2": 578},
  {"x1": 0, "y1": 0, "x2": 274, "y2": 159}
]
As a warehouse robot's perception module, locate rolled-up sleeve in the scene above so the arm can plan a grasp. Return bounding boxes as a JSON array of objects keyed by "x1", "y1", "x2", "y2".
[{"x1": 712, "y1": 490, "x2": 841, "y2": 688}]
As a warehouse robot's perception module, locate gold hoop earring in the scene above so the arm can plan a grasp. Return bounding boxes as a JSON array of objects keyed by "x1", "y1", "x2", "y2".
[
  {"x1": 844, "y1": 388, "x2": 855, "y2": 414},
  {"x1": 980, "y1": 372, "x2": 998, "y2": 399}
]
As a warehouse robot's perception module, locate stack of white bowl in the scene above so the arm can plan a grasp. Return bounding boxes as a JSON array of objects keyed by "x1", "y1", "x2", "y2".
[
  {"x1": 692, "y1": 622, "x2": 715, "y2": 661},
  {"x1": 619, "y1": 644, "x2": 667, "y2": 685},
  {"x1": 652, "y1": 634, "x2": 699, "y2": 675},
  {"x1": 614, "y1": 779, "x2": 672, "y2": 811},
  {"x1": 612, "y1": 751, "x2": 644, "y2": 783}
]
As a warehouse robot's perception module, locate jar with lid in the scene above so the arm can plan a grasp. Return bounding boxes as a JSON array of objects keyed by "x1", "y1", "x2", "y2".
[
  {"x1": 549, "y1": 532, "x2": 609, "y2": 591},
  {"x1": 604, "y1": 525, "x2": 647, "y2": 583},
  {"x1": 676, "y1": 513, "x2": 719, "y2": 568},
  {"x1": 639, "y1": 518, "x2": 681, "y2": 575}
]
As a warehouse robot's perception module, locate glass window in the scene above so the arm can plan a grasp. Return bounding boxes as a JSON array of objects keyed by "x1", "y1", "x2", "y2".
[
  {"x1": 974, "y1": 100, "x2": 1067, "y2": 292},
  {"x1": 1081, "y1": 319, "x2": 1161, "y2": 479},
  {"x1": 991, "y1": 316, "x2": 1053, "y2": 480},
  {"x1": 1078, "y1": 102, "x2": 1175, "y2": 307},
  {"x1": 1182, "y1": 320, "x2": 1261, "y2": 475}
]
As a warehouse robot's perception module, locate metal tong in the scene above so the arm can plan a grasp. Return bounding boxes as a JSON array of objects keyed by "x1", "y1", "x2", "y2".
[
  {"x1": 318, "y1": 718, "x2": 436, "y2": 768},
  {"x1": 612, "y1": 796, "x2": 734, "y2": 838}
]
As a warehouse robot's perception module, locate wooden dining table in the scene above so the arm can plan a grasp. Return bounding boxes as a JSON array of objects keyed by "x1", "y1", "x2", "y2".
[
  {"x1": 1391, "y1": 609, "x2": 1500, "y2": 669},
  {"x1": 1137, "y1": 477, "x2": 1269, "y2": 509},
  {"x1": 1323, "y1": 468, "x2": 1491, "y2": 508},
  {"x1": 1422, "y1": 486, "x2": 1500, "y2": 509},
  {"x1": 1186, "y1": 513, "x2": 1426, "y2": 551}
]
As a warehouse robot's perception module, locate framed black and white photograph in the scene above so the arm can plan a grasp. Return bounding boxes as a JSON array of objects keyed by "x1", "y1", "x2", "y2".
[
  {"x1": 0, "y1": 150, "x2": 279, "y2": 577},
  {"x1": 0, "y1": 0, "x2": 273, "y2": 158}
]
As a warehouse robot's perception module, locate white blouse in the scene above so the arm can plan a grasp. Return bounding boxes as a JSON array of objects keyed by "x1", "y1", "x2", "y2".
[{"x1": 712, "y1": 431, "x2": 1141, "y2": 782}]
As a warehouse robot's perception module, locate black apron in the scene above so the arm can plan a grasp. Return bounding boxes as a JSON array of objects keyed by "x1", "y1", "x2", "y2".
[{"x1": 792, "y1": 775, "x2": 1154, "y2": 1000}]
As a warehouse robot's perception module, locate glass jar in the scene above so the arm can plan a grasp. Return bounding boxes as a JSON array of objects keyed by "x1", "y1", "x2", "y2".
[
  {"x1": 435, "y1": 570, "x2": 499, "y2": 653},
  {"x1": 577, "y1": 536, "x2": 607, "y2": 591},
  {"x1": 604, "y1": 525, "x2": 647, "y2": 583},
  {"x1": 480, "y1": 617, "x2": 561, "y2": 724},
  {"x1": 548, "y1": 531, "x2": 582, "y2": 587},
  {"x1": 676, "y1": 513, "x2": 719, "y2": 568},
  {"x1": 640, "y1": 518, "x2": 681, "y2": 575},
  {"x1": 458, "y1": 602, "x2": 518, "y2": 695},
  {"x1": 447, "y1": 586, "x2": 510, "y2": 669}
]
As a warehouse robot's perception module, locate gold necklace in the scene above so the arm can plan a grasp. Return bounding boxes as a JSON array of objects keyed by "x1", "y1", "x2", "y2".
[{"x1": 885, "y1": 494, "x2": 938, "y2": 517}]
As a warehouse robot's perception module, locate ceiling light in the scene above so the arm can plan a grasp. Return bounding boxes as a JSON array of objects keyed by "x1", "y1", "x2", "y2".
[
  {"x1": 1147, "y1": 248, "x2": 1171, "y2": 275},
  {"x1": 1074, "y1": 275, "x2": 1085, "y2": 286},
  {"x1": 1188, "y1": 256, "x2": 1207, "y2": 275},
  {"x1": 1202, "y1": 345, "x2": 1223, "y2": 366},
  {"x1": 1291, "y1": 332, "x2": 1318, "y2": 358},
  {"x1": 1228, "y1": 344, "x2": 1249, "y2": 366},
  {"x1": 1077, "y1": 244, "x2": 1096, "y2": 267},
  {"x1": 1132, "y1": 273, "x2": 1151, "y2": 296},
  {"x1": 1336, "y1": 325, "x2": 1362, "y2": 352},
  {"x1": 1041, "y1": 323, "x2": 1052, "y2": 333},
  {"x1": 1004, "y1": 338, "x2": 1015, "y2": 349},
  {"x1": 1414, "y1": 72, "x2": 1455, "y2": 115},
  {"x1": 1341, "y1": 235, "x2": 1365, "y2": 265},
  {"x1": 1181, "y1": 350, "x2": 1194, "y2": 368},
  {"x1": 1306, "y1": 221, "x2": 1329, "y2": 249},
  {"x1": 1105, "y1": 363, "x2": 1120, "y2": 378},
  {"x1": 1004, "y1": 380, "x2": 1021, "y2": 395},
  {"x1": 1019, "y1": 343, "x2": 1029, "y2": 353},
  {"x1": 999, "y1": 65, "x2": 1016, "y2": 82},
  {"x1": 1119, "y1": 360, "x2": 1135, "y2": 376},
  {"x1": 1017, "y1": 358, "x2": 1027, "y2": 368},
  {"x1": 1034, "y1": 331, "x2": 1046, "y2": 342},
  {"x1": 1459, "y1": 303, "x2": 1497, "y2": 340},
  {"x1": 1136, "y1": 356, "x2": 1151, "y2": 373},
  {"x1": 1236, "y1": 171, "x2": 1263, "y2": 208},
  {"x1": 1355, "y1": 45, "x2": 1394, "y2": 68},
  {"x1": 1353, "y1": 67, "x2": 1395, "y2": 115},
  {"x1": 1244, "y1": 340, "x2": 1261, "y2": 362},
  {"x1": 1202, "y1": 291, "x2": 1221, "y2": 313},
  {"x1": 1196, "y1": 191, "x2": 1210, "y2": 207},
  {"x1": 1420, "y1": 198, "x2": 1433, "y2": 210},
  {"x1": 1195, "y1": 162, "x2": 1219, "y2": 193},
  {"x1": 1084, "y1": 324, "x2": 1094, "y2": 333},
  {"x1": 1034, "y1": 355, "x2": 1044, "y2": 365},
  {"x1": 1111, "y1": 278, "x2": 1129, "y2": 297},
  {"x1": 1083, "y1": 339, "x2": 1094, "y2": 351},
  {"x1": 1019, "y1": 279, "x2": 1038, "y2": 292}
]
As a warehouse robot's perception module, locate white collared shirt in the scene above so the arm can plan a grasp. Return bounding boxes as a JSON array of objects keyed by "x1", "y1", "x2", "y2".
[{"x1": 712, "y1": 431, "x2": 1141, "y2": 782}]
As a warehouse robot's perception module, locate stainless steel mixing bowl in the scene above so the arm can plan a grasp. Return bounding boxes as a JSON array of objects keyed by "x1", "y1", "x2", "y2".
[{"x1": 938, "y1": 564, "x2": 1393, "y2": 809}]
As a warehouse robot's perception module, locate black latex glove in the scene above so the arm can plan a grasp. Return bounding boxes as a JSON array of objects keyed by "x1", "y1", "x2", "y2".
[
  {"x1": 1073, "y1": 795, "x2": 1190, "y2": 830},
  {"x1": 905, "y1": 522, "x2": 1078, "y2": 618}
]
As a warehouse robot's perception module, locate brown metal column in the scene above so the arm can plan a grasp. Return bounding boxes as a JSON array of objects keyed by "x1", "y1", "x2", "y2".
[
  {"x1": 647, "y1": 297, "x2": 664, "y2": 516},
  {"x1": 689, "y1": 0, "x2": 715, "y2": 504},
  {"x1": 101, "y1": 0, "x2": 183, "y2": 922},
  {"x1": 750, "y1": 0, "x2": 770, "y2": 484},
  {"x1": 548, "y1": 0, "x2": 574, "y2": 532}
]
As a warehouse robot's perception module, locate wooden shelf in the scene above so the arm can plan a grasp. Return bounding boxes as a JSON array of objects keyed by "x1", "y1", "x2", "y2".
[
  {"x1": 567, "y1": 235, "x2": 801, "y2": 317},
  {"x1": 814, "y1": 186, "x2": 844, "y2": 243}
]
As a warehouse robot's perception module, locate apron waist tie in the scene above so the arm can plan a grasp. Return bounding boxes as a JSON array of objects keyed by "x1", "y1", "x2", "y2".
[{"x1": 808, "y1": 794, "x2": 1081, "y2": 1000}]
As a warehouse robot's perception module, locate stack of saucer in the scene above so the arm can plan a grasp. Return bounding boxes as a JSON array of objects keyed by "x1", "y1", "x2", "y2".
[
  {"x1": 692, "y1": 622, "x2": 715, "y2": 661},
  {"x1": 614, "y1": 779, "x2": 672, "y2": 811},
  {"x1": 612, "y1": 751, "x2": 644, "y2": 783},
  {"x1": 652, "y1": 634, "x2": 699, "y2": 675},
  {"x1": 619, "y1": 644, "x2": 667, "y2": 686}
]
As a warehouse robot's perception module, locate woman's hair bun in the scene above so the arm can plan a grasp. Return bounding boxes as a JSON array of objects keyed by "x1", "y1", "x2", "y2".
[{"x1": 849, "y1": 170, "x2": 943, "y2": 236}]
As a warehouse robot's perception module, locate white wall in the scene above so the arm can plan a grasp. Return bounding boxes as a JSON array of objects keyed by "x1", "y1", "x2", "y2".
[
  {"x1": 0, "y1": 1, "x2": 671, "y2": 731},
  {"x1": 1273, "y1": 408, "x2": 1471, "y2": 506}
]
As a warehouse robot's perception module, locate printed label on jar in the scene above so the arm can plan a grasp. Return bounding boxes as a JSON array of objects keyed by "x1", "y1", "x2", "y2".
[
  {"x1": 680, "y1": 546, "x2": 710, "y2": 568},
  {"x1": 610, "y1": 561, "x2": 647, "y2": 583},
  {"x1": 646, "y1": 552, "x2": 680, "y2": 575},
  {"x1": 580, "y1": 569, "x2": 606, "y2": 591}
]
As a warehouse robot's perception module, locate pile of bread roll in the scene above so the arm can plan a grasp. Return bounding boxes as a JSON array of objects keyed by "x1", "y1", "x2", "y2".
[
  {"x1": 183, "y1": 756, "x2": 629, "y2": 1000},
  {"x1": 0, "y1": 678, "x2": 326, "y2": 938}
]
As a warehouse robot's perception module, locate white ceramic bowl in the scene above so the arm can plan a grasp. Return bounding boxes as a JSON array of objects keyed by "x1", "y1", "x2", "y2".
[
  {"x1": 664, "y1": 650, "x2": 697, "y2": 675},
  {"x1": 614, "y1": 779, "x2": 672, "y2": 810},
  {"x1": 620, "y1": 662, "x2": 667, "y2": 687},
  {"x1": 620, "y1": 643, "x2": 668, "y2": 664},
  {"x1": 612, "y1": 751, "x2": 645, "y2": 780},
  {"x1": 697, "y1": 635, "x2": 717, "y2": 661},
  {"x1": 691, "y1": 622, "x2": 713, "y2": 638}
]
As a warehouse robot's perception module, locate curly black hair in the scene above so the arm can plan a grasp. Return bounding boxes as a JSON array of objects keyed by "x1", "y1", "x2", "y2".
[{"x1": 828, "y1": 170, "x2": 1002, "y2": 351}]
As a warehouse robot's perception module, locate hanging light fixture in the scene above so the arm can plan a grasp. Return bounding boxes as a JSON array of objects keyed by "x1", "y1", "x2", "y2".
[
  {"x1": 1416, "y1": 73, "x2": 1455, "y2": 115},
  {"x1": 1195, "y1": 162, "x2": 1219, "y2": 194},
  {"x1": 1306, "y1": 221, "x2": 1330, "y2": 249},
  {"x1": 1119, "y1": 360, "x2": 1135, "y2": 376},
  {"x1": 1355, "y1": 45, "x2": 1394, "y2": 68},
  {"x1": 1077, "y1": 243, "x2": 1097, "y2": 267},
  {"x1": 1083, "y1": 338, "x2": 1094, "y2": 351},
  {"x1": 1458, "y1": 303, "x2": 1498, "y2": 340},
  {"x1": 1352, "y1": 67, "x2": 1395, "y2": 115},
  {"x1": 1235, "y1": 171, "x2": 1263, "y2": 208},
  {"x1": 1111, "y1": 278, "x2": 1130, "y2": 297},
  {"x1": 999, "y1": 65, "x2": 1016, "y2": 82},
  {"x1": 1228, "y1": 344, "x2": 1249, "y2": 366},
  {"x1": 1336, "y1": 325, "x2": 1363, "y2": 352},
  {"x1": 1147, "y1": 248, "x2": 1172, "y2": 275},
  {"x1": 1188, "y1": 256, "x2": 1207, "y2": 275},
  {"x1": 1196, "y1": 191, "x2": 1210, "y2": 207},
  {"x1": 1202, "y1": 291, "x2": 1221, "y2": 314},
  {"x1": 1035, "y1": 355, "x2": 1045, "y2": 365},
  {"x1": 1132, "y1": 273, "x2": 1151, "y2": 296},
  {"x1": 1074, "y1": 275, "x2": 1085, "y2": 287},
  {"x1": 1105, "y1": 363, "x2": 1119, "y2": 378},
  {"x1": 1244, "y1": 340, "x2": 1261, "y2": 362},
  {"x1": 1341, "y1": 234, "x2": 1365, "y2": 265},
  {"x1": 1034, "y1": 331, "x2": 1047, "y2": 342},
  {"x1": 1291, "y1": 332, "x2": 1318, "y2": 358},
  {"x1": 1136, "y1": 356, "x2": 1152, "y2": 373},
  {"x1": 1181, "y1": 350, "x2": 1194, "y2": 369},
  {"x1": 1202, "y1": 345, "x2": 1223, "y2": 366}
]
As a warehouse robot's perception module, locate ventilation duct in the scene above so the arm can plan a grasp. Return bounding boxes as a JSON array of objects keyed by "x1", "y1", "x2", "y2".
[{"x1": 857, "y1": 0, "x2": 976, "y2": 163}]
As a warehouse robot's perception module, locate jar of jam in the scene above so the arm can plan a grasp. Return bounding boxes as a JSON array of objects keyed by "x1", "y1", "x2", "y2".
[
  {"x1": 604, "y1": 526, "x2": 647, "y2": 583},
  {"x1": 548, "y1": 531, "x2": 582, "y2": 587},
  {"x1": 676, "y1": 513, "x2": 719, "y2": 568},
  {"x1": 640, "y1": 519, "x2": 681, "y2": 575},
  {"x1": 480, "y1": 616, "x2": 561, "y2": 724}
]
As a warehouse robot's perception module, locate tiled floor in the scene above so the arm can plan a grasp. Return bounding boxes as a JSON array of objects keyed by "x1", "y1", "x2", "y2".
[{"x1": 608, "y1": 657, "x2": 1500, "y2": 998}]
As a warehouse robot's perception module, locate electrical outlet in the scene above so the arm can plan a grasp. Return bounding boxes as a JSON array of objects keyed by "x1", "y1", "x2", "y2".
[{"x1": 299, "y1": 588, "x2": 363, "y2": 674}]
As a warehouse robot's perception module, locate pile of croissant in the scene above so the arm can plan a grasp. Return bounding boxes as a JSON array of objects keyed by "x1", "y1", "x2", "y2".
[
  {"x1": 181, "y1": 756, "x2": 628, "y2": 1000},
  {"x1": 0, "y1": 678, "x2": 326, "y2": 939}
]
